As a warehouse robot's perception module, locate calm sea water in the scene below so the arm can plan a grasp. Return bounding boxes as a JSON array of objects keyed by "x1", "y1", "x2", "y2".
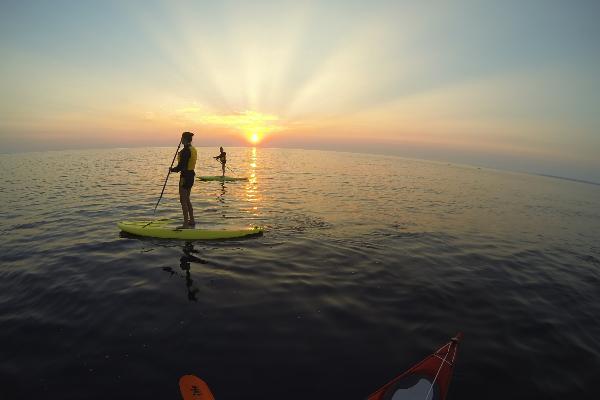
[{"x1": 1, "y1": 147, "x2": 599, "y2": 400}]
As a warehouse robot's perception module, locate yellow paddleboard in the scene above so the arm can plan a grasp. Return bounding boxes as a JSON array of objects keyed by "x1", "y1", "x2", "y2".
[{"x1": 117, "y1": 219, "x2": 263, "y2": 240}]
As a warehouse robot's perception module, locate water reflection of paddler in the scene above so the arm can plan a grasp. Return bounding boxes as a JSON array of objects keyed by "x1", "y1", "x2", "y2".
[
  {"x1": 181, "y1": 242, "x2": 207, "y2": 301},
  {"x1": 217, "y1": 181, "x2": 226, "y2": 204},
  {"x1": 162, "y1": 242, "x2": 206, "y2": 301},
  {"x1": 213, "y1": 146, "x2": 227, "y2": 177}
]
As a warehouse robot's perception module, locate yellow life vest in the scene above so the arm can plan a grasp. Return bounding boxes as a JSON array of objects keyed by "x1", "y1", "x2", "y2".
[{"x1": 177, "y1": 145, "x2": 197, "y2": 171}]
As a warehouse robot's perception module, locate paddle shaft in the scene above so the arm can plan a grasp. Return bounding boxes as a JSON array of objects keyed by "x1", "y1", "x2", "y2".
[{"x1": 153, "y1": 140, "x2": 182, "y2": 214}]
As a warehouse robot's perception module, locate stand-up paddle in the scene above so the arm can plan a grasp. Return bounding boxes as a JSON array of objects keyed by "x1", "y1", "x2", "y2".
[{"x1": 153, "y1": 139, "x2": 182, "y2": 214}]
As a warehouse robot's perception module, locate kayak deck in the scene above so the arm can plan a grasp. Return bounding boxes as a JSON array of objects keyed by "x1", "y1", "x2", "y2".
[
  {"x1": 367, "y1": 333, "x2": 463, "y2": 400},
  {"x1": 117, "y1": 219, "x2": 263, "y2": 240}
]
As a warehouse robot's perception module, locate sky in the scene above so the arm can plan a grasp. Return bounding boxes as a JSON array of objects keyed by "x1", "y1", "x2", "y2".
[{"x1": 1, "y1": 0, "x2": 599, "y2": 181}]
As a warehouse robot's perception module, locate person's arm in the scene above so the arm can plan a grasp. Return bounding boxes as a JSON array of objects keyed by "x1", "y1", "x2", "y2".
[{"x1": 171, "y1": 147, "x2": 190, "y2": 172}]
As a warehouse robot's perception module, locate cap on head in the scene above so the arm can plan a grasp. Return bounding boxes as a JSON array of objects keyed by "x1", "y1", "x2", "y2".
[{"x1": 181, "y1": 131, "x2": 194, "y2": 142}]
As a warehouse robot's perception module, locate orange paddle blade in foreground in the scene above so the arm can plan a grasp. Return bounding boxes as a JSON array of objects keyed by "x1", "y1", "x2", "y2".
[{"x1": 179, "y1": 375, "x2": 215, "y2": 400}]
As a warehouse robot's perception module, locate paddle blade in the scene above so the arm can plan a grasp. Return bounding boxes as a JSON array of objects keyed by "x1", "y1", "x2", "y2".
[{"x1": 179, "y1": 375, "x2": 215, "y2": 400}]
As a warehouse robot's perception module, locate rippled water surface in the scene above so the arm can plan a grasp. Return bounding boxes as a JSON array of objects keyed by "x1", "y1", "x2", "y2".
[{"x1": 1, "y1": 147, "x2": 599, "y2": 399}]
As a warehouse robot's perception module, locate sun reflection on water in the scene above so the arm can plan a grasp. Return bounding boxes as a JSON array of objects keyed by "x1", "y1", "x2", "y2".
[{"x1": 244, "y1": 147, "x2": 260, "y2": 217}]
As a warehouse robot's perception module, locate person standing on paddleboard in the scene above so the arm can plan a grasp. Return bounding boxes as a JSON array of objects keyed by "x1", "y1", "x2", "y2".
[
  {"x1": 170, "y1": 132, "x2": 197, "y2": 227},
  {"x1": 213, "y1": 147, "x2": 226, "y2": 177}
]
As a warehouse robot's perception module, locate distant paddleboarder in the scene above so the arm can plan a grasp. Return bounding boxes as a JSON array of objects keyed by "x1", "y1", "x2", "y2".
[
  {"x1": 213, "y1": 147, "x2": 227, "y2": 177},
  {"x1": 170, "y1": 132, "x2": 197, "y2": 227}
]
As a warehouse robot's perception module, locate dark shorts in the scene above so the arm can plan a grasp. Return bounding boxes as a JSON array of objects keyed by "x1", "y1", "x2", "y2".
[{"x1": 180, "y1": 171, "x2": 195, "y2": 189}]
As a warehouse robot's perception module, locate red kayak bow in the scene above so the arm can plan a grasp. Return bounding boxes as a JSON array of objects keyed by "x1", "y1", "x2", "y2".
[{"x1": 367, "y1": 333, "x2": 463, "y2": 400}]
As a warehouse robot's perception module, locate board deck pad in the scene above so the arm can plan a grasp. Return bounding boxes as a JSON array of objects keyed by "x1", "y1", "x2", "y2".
[{"x1": 117, "y1": 219, "x2": 263, "y2": 240}]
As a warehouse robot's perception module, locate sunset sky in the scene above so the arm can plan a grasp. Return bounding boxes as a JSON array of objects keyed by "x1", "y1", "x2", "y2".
[{"x1": 1, "y1": 0, "x2": 599, "y2": 181}]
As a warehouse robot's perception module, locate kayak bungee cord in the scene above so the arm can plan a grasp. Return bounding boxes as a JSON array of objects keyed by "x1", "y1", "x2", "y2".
[{"x1": 424, "y1": 337, "x2": 458, "y2": 400}]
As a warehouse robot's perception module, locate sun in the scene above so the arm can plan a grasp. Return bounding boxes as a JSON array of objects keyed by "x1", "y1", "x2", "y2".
[
  {"x1": 181, "y1": 109, "x2": 279, "y2": 145},
  {"x1": 235, "y1": 111, "x2": 280, "y2": 145},
  {"x1": 244, "y1": 126, "x2": 265, "y2": 144}
]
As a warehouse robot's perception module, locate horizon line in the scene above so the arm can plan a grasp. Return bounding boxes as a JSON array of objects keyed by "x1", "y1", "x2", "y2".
[{"x1": 1, "y1": 143, "x2": 598, "y2": 187}]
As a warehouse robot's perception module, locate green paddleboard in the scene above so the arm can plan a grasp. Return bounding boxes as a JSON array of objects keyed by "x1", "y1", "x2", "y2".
[
  {"x1": 197, "y1": 176, "x2": 248, "y2": 182},
  {"x1": 117, "y1": 220, "x2": 263, "y2": 240}
]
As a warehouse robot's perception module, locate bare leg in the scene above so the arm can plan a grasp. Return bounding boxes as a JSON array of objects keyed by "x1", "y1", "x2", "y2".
[
  {"x1": 179, "y1": 184, "x2": 189, "y2": 225},
  {"x1": 186, "y1": 191, "x2": 195, "y2": 225},
  {"x1": 222, "y1": 163, "x2": 225, "y2": 177}
]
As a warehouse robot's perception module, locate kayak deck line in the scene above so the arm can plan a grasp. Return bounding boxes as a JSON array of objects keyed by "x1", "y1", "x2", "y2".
[
  {"x1": 432, "y1": 348, "x2": 457, "y2": 367},
  {"x1": 425, "y1": 338, "x2": 457, "y2": 400}
]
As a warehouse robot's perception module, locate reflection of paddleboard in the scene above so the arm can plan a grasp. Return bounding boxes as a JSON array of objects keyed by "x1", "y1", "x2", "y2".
[
  {"x1": 198, "y1": 176, "x2": 248, "y2": 182},
  {"x1": 368, "y1": 333, "x2": 463, "y2": 400},
  {"x1": 179, "y1": 375, "x2": 215, "y2": 400},
  {"x1": 117, "y1": 220, "x2": 263, "y2": 240}
]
